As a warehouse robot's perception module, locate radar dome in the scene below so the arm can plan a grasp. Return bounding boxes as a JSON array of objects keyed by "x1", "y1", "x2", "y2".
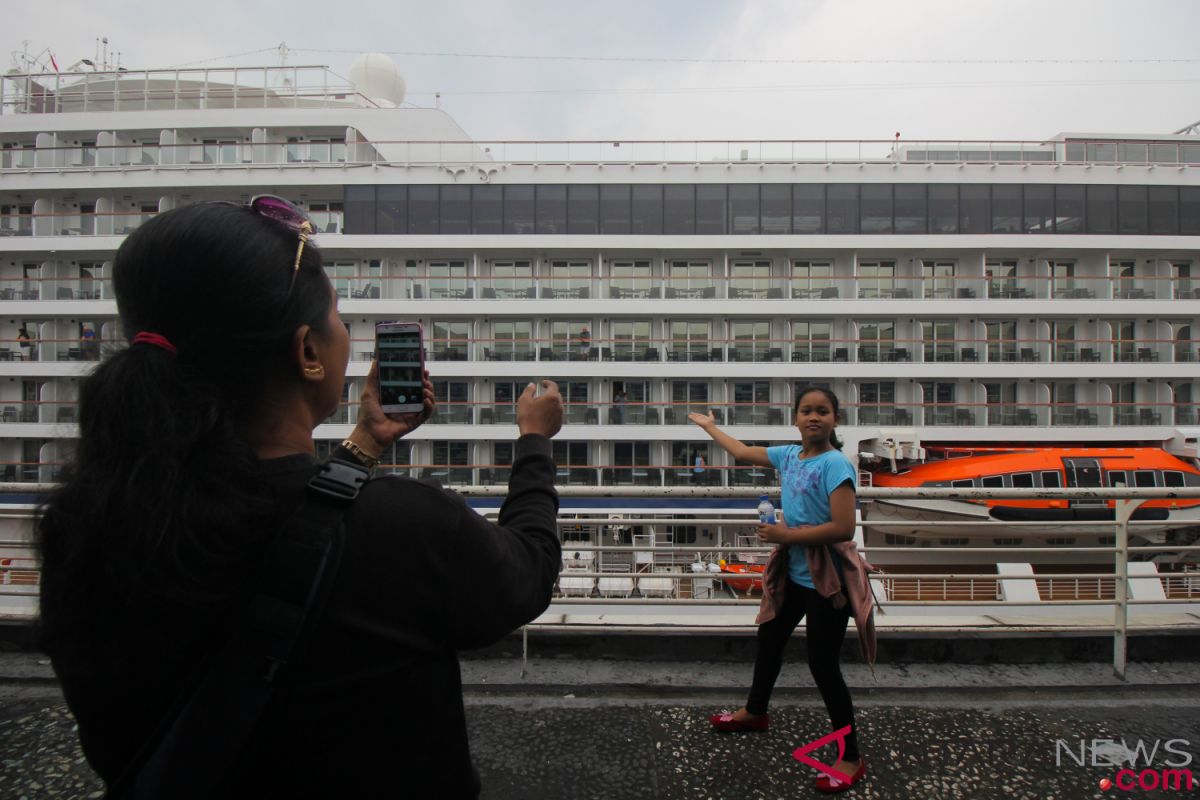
[{"x1": 348, "y1": 53, "x2": 406, "y2": 107}]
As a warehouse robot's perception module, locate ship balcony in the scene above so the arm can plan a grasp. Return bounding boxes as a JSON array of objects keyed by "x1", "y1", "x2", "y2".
[{"x1": 340, "y1": 334, "x2": 1200, "y2": 367}]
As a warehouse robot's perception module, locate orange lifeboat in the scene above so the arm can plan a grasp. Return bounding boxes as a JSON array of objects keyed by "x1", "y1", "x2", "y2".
[{"x1": 720, "y1": 562, "x2": 764, "y2": 594}]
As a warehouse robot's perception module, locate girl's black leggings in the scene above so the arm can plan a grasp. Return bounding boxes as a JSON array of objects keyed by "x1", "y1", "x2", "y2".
[{"x1": 745, "y1": 579, "x2": 860, "y2": 761}]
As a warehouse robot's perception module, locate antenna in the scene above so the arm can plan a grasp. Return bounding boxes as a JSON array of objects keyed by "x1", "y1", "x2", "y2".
[{"x1": 1174, "y1": 120, "x2": 1200, "y2": 135}]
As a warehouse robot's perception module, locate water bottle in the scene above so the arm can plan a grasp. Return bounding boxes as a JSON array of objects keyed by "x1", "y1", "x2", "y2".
[{"x1": 757, "y1": 494, "x2": 777, "y2": 524}]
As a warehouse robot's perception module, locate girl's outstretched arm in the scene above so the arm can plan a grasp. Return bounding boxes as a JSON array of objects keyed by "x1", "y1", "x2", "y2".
[{"x1": 687, "y1": 411, "x2": 773, "y2": 468}]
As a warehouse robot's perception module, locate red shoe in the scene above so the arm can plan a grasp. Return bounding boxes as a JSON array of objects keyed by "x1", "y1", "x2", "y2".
[
  {"x1": 708, "y1": 711, "x2": 769, "y2": 732},
  {"x1": 814, "y1": 758, "x2": 867, "y2": 793}
]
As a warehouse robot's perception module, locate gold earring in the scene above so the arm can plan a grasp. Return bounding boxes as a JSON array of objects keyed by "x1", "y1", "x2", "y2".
[{"x1": 304, "y1": 365, "x2": 325, "y2": 378}]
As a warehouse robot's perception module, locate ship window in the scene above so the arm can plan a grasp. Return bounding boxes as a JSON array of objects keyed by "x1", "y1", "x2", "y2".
[
  {"x1": 599, "y1": 184, "x2": 631, "y2": 234},
  {"x1": 826, "y1": 184, "x2": 859, "y2": 235},
  {"x1": 567, "y1": 185, "x2": 599, "y2": 234},
  {"x1": 408, "y1": 186, "x2": 439, "y2": 234},
  {"x1": 1182, "y1": 187, "x2": 1200, "y2": 236},
  {"x1": 1186, "y1": 472, "x2": 1200, "y2": 487},
  {"x1": 439, "y1": 186, "x2": 470, "y2": 234},
  {"x1": 1149, "y1": 187, "x2": 1178, "y2": 236},
  {"x1": 939, "y1": 538, "x2": 969, "y2": 546},
  {"x1": 792, "y1": 184, "x2": 825, "y2": 234},
  {"x1": 991, "y1": 184, "x2": 1022, "y2": 233},
  {"x1": 928, "y1": 184, "x2": 958, "y2": 233},
  {"x1": 376, "y1": 186, "x2": 406, "y2": 235},
  {"x1": 860, "y1": 184, "x2": 893, "y2": 234},
  {"x1": 553, "y1": 441, "x2": 592, "y2": 484},
  {"x1": 1107, "y1": 470, "x2": 1128, "y2": 488},
  {"x1": 959, "y1": 184, "x2": 990, "y2": 234},
  {"x1": 1163, "y1": 471, "x2": 1185, "y2": 488},
  {"x1": 728, "y1": 184, "x2": 758, "y2": 235},
  {"x1": 1118, "y1": 186, "x2": 1148, "y2": 235},
  {"x1": 432, "y1": 380, "x2": 470, "y2": 422},
  {"x1": 894, "y1": 184, "x2": 926, "y2": 233},
  {"x1": 1011, "y1": 473, "x2": 1034, "y2": 489},
  {"x1": 1055, "y1": 185, "x2": 1085, "y2": 234},
  {"x1": 697, "y1": 184, "x2": 729, "y2": 234},
  {"x1": 1098, "y1": 535, "x2": 1115, "y2": 545},
  {"x1": 1046, "y1": 537, "x2": 1076, "y2": 545},
  {"x1": 1134, "y1": 470, "x2": 1156, "y2": 488},
  {"x1": 761, "y1": 184, "x2": 791, "y2": 234},
  {"x1": 992, "y1": 537, "x2": 1023, "y2": 545},
  {"x1": 885, "y1": 534, "x2": 916, "y2": 545},
  {"x1": 503, "y1": 185, "x2": 535, "y2": 234},
  {"x1": 1086, "y1": 185, "x2": 1117, "y2": 234},
  {"x1": 1023, "y1": 185, "x2": 1054, "y2": 233},
  {"x1": 535, "y1": 185, "x2": 567, "y2": 234},
  {"x1": 663, "y1": 184, "x2": 695, "y2": 235},
  {"x1": 980, "y1": 475, "x2": 1004, "y2": 489},
  {"x1": 472, "y1": 185, "x2": 502, "y2": 234},
  {"x1": 631, "y1": 185, "x2": 663, "y2": 234},
  {"x1": 951, "y1": 479, "x2": 974, "y2": 489}
]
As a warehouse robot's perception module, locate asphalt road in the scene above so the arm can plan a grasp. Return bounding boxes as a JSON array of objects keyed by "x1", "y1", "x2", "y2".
[{"x1": 3, "y1": 675, "x2": 1199, "y2": 799}]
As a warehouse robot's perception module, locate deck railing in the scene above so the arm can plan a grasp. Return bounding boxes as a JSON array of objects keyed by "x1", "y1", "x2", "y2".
[{"x1": 2, "y1": 485, "x2": 1198, "y2": 678}]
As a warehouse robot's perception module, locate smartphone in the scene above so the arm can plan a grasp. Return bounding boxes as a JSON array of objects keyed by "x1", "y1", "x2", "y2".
[{"x1": 376, "y1": 321, "x2": 425, "y2": 415}]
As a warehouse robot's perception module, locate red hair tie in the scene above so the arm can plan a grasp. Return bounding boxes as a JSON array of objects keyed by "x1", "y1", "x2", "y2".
[{"x1": 131, "y1": 331, "x2": 178, "y2": 356}]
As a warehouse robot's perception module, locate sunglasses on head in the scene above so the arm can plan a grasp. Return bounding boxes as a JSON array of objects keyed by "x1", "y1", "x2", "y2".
[{"x1": 247, "y1": 194, "x2": 315, "y2": 304}]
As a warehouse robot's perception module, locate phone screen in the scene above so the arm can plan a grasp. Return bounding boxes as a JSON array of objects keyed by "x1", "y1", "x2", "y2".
[{"x1": 377, "y1": 326, "x2": 424, "y2": 410}]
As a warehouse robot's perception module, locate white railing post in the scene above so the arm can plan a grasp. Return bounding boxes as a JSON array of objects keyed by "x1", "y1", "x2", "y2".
[{"x1": 1112, "y1": 498, "x2": 1145, "y2": 681}]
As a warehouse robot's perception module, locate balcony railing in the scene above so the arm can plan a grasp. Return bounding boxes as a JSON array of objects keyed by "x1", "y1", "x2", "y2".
[{"x1": 347, "y1": 335, "x2": 1200, "y2": 366}]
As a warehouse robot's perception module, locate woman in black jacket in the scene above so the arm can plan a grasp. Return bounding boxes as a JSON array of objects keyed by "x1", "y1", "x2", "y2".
[{"x1": 37, "y1": 199, "x2": 564, "y2": 798}]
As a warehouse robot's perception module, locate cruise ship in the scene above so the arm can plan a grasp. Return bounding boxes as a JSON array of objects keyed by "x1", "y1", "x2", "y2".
[{"x1": 1, "y1": 54, "x2": 1198, "y2": 616}]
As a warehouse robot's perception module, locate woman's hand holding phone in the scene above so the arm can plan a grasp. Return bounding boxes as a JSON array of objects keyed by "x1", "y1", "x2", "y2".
[{"x1": 350, "y1": 361, "x2": 435, "y2": 458}]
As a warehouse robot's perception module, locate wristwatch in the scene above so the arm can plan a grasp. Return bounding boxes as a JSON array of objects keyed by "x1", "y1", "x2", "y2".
[{"x1": 339, "y1": 437, "x2": 379, "y2": 470}]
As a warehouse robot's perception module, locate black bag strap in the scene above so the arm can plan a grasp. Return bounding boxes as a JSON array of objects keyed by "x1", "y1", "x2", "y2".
[{"x1": 108, "y1": 457, "x2": 370, "y2": 800}]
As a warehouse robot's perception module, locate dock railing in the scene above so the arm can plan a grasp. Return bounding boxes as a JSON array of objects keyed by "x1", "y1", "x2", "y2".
[{"x1": 2, "y1": 485, "x2": 1198, "y2": 679}]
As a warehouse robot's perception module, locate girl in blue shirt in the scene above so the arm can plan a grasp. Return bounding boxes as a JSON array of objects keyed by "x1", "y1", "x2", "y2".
[{"x1": 689, "y1": 386, "x2": 866, "y2": 793}]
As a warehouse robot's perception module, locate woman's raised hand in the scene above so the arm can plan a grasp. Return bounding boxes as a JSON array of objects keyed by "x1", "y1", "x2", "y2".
[
  {"x1": 517, "y1": 380, "x2": 564, "y2": 438},
  {"x1": 687, "y1": 411, "x2": 717, "y2": 430}
]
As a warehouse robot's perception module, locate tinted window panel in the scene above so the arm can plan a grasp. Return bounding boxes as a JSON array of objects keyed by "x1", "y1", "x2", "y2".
[
  {"x1": 1023, "y1": 185, "x2": 1054, "y2": 233},
  {"x1": 599, "y1": 184, "x2": 631, "y2": 234},
  {"x1": 860, "y1": 184, "x2": 892, "y2": 234},
  {"x1": 440, "y1": 185, "x2": 470, "y2": 235},
  {"x1": 826, "y1": 184, "x2": 859, "y2": 234},
  {"x1": 728, "y1": 184, "x2": 758, "y2": 235},
  {"x1": 504, "y1": 185, "x2": 535, "y2": 234},
  {"x1": 567, "y1": 184, "x2": 599, "y2": 234},
  {"x1": 408, "y1": 185, "x2": 438, "y2": 234},
  {"x1": 761, "y1": 184, "x2": 791, "y2": 234},
  {"x1": 663, "y1": 184, "x2": 695, "y2": 235},
  {"x1": 1086, "y1": 185, "x2": 1117, "y2": 234},
  {"x1": 375, "y1": 185, "x2": 406, "y2": 235},
  {"x1": 793, "y1": 184, "x2": 825, "y2": 234},
  {"x1": 1178, "y1": 187, "x2": 1200, "y2": 235},
  {"x1": 1055, "y1": 185, "x2": 1084, "y2": 234},
  {"x1": 894, "y1": 184, "x2": 926, "y2": 233},
  {"x1": 631, "y1": 184, "x2": 663, "y2": 234},
  {"x1": 536, "y1": 185, "x2": 567, "y2": 234},
  {"x1": 928, "y1": 184, "x2": 958, "y2": 233},
  {"x1": 991, "y1": 184, "x2": 1022, "y2": 233},
  {"x1": 472, "y1": 185, "x2": 502, "y2": 234},
  {"x1": 1117, "y1": 185, "x2": 1147, "y2": 235},
  {"x1": 960, "y1": 184, "x2": 989, "y2": 233},
  {"x1": 1148, "y1": 186, "x2": 1177, "y2": 235},
  {"x1": 345, "y1": 184, "x2": 376, "y2": 235},
  {"x1": 696, "y1": 184, "x2": 728, "y2": 234}
]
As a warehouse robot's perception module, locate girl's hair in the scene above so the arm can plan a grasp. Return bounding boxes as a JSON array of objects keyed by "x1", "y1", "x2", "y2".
[
  {"x1": 792, "y1": 386, "x2": 844, "y2": 450},
  {"x1": 36, "y1": 202, "x2": 332, "y2": 662}
]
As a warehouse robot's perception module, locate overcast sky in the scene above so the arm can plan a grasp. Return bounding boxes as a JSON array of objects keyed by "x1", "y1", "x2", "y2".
[{"x1": 7, "y1": 0, "x2": 1200, "y2": 141}]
